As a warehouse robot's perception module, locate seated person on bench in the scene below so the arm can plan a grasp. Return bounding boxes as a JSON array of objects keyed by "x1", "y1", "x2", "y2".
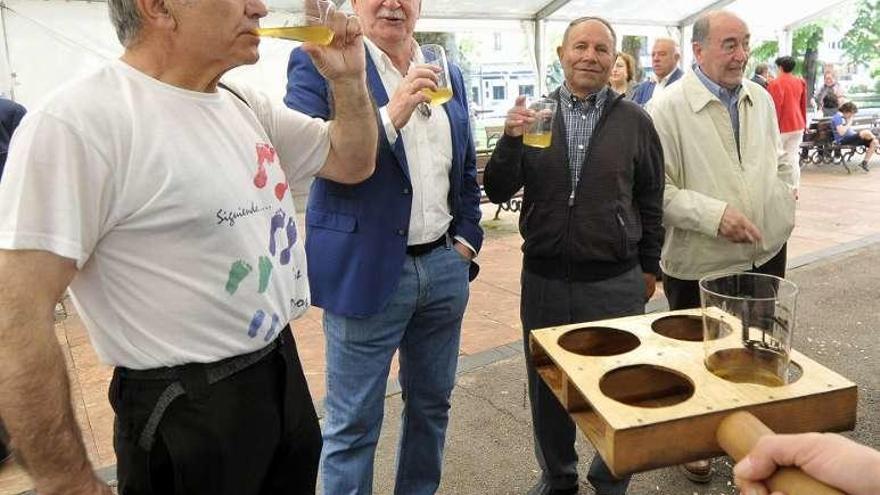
[{"x1": 832, "y1": 102, "x2": 878, "y2": 172}]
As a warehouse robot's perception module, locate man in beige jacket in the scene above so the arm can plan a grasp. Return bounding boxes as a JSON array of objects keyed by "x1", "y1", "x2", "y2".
[{"x1": 648, "y1": 10, "x2": 796, "y2": 483}]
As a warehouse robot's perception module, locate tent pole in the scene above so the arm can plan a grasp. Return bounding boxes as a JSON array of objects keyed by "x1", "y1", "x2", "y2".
[{"x1": 535, "y1": 19, "x2": 545, "y2": 97}]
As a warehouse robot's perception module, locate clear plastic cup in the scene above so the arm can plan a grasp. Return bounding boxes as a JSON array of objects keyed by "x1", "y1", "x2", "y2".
[
  {"x1": 257, "y1": 0, "x2": 336, "y2": 45},
  {"x1": 700, "y1": 272, "x2": 798, "y2": 387},
  {"x1": 523, "y1": 98, "x2": 557, "y2": 148},
  {"x1": 421, "y1": 44, "x2": 453, "y2": 106}
]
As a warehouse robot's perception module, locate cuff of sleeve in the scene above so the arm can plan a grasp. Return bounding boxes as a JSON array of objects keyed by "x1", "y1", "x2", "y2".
[
  {"x1": 640, "y1": 256, "x2": 660, "y2": 277},
  {"x1": 453, "y1": 236, "x2": 477, "y2": 258},
  {"x1": 497, "y1": 133, "x2": 523, "y2": 151},
  {"x1": 701, "y1": 200, "x2": 728, "y2": 238},
  {"x1": 379, "y1": 106, "x2": 398, "y2": 146}
]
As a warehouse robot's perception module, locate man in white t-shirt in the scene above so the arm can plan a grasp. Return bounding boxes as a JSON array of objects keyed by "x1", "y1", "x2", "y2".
[{"x1": 0, "y1": 1, "x2": 376, "y2": 494}]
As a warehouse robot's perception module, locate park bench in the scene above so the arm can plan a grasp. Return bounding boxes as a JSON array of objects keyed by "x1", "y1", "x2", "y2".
[
  {"x1": 476, "y1": 147, "x2": 524, "y2": 220},
  {"x1": 800, "y1": 114, "x2": 879, "y2": 173}
]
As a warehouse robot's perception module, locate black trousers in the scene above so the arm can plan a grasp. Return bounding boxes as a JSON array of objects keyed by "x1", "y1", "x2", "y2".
[
  {"x1": 662, "y1": 244, "x2": 788, "y2": 311},
  {"x1": 521, "y1": 266, "x2": 645, "y2": 494},
  {"x1": 110, "y1": 327, "x2": 321, "y2": 495}
]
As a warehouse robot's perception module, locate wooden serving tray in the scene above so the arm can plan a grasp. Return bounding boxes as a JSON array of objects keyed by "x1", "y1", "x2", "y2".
[{"x1": 529, "y1": 309, "x2": 858, "y2": 477}]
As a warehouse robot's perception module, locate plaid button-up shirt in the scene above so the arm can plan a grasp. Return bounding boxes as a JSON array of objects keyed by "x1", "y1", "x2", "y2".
[{"x1": 558, "y1": 84, "x2": 608, "y2": 195}]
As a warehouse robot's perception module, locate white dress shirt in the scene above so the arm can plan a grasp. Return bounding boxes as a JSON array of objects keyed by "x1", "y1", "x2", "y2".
[
  {"x1": 651, "y1": 71, "x2": 676, "y2": 100},
  {"x1": 364, "y1": 38, "x2": 474, "y2": 254}
]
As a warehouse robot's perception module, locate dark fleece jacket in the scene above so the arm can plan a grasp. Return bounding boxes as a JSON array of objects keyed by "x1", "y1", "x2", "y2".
[{"x1": 484, "y1": 89, "x2": 664, "y2": 282}]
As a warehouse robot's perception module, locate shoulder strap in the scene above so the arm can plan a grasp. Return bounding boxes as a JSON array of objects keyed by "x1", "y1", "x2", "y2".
[{"x1": 217, "y1": 82, "x2": 250, "y2": 108}]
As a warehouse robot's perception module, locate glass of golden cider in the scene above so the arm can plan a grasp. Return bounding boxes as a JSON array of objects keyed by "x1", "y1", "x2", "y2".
[
  {"x1": 256, "y1": 0, "x2": 336, "y2": 45},
  {"x1": 523, "y1": 97, "x2": 557, "y2": 148},
  {"x1": 421, "y1": 44, "x2": 453, "y2": 106},
  {"x1": 700, "y1": 272, "x2": 798, "y2": 388}
]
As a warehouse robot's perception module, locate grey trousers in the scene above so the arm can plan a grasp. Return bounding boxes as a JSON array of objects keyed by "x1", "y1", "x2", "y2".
[{"x1": 521, "y1": 265, "x2": 645, "y2": 495}]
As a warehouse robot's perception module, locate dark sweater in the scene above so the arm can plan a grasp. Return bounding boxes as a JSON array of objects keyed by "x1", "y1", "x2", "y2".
[{"x1": 484, "y1": 89, "x2": 664, "y2": 282}]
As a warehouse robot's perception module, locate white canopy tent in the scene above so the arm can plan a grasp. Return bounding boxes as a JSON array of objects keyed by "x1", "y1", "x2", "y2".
[{"x1": 0, "y1": 0, "x2": 857, "y2": 107}]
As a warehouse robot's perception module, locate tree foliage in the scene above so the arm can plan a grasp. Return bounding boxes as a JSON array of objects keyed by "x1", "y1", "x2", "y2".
[
  {"x1": 748, "y1": 40, "x2": 779, "y2": 76},
  {"x1": 841, "y1": 0, "x2": 880, "y2": 73},
  {"x1": 792, "y1": 24, "x2": 824, "y2": 103}
]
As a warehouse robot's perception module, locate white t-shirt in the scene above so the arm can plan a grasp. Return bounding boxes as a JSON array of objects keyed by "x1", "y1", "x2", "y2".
[{"x1": 0, "y1": 61, "x2": 330, "y2": 369}]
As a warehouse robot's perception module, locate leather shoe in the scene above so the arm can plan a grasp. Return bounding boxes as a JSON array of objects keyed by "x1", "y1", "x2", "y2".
[
  {"x1": 527, "y1": 483, "x2": 578, "y2": 495},
  {"x1": 679, "y1": 459, "x2": 713, "y2": 483}
]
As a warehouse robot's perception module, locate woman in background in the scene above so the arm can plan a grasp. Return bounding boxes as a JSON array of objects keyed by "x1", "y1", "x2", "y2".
[{"x1": 609, "y1": 52, "x2": 637, "y2": 99}]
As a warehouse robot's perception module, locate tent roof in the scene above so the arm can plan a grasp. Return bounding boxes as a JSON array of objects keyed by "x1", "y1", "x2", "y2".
[{"x1": 400, "y1": 0, "x2": 851, "y2": 31}]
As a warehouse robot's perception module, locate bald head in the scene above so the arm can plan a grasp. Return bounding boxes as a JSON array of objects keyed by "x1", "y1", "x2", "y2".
[
  {"x1": 562, "y1": 16, "x2": 617, "y2": 49},
  {"x1": 691, "y1": 10, "x2": 750, "y2": 89}
]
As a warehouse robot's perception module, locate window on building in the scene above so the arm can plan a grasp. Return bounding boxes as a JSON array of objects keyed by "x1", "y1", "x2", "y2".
[
  {"x1": 492, "y1": 85, "x2": 506, "y2": 100},
  {"x1": 519, "y1": 85, "x2": 535, "y2": 97}
]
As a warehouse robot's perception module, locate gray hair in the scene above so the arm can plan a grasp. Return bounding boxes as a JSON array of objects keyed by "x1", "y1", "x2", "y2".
[
  {"x1": 691, "y1": 13, "x2": 712, "y2": 44},
  {"x1": 653, "y1": 37, "x2": 680, "y2": 55},
  {"x1": 107, "y1": 0, "x2": 143, "y2": 47},
  {"x1": 562, "y1": 16, "x2": 618, "y2": 50}
]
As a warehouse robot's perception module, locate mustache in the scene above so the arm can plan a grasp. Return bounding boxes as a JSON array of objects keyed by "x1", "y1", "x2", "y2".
[{"x1": 377, "y1": 7, "x2": 406, "y2": 20}]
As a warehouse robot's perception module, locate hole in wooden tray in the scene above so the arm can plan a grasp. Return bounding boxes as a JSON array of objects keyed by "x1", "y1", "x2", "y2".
[
  {"x1": 651, "y1": 315, "x2": 731, "y2": 341},
  {"x1": 706, "y1": 348, "x2": 803, "y2": 387},
  {"x1": 599, "y1": 365, "x2": 695, "y2": 408},
  {"x1": 558, "y1": 327, "x2": 641, "y2": 356}
]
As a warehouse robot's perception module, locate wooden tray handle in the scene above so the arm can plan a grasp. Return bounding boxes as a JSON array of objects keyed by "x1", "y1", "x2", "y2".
[{"x1": 717, "y1": 411, "x2": 844, "y2": 495}]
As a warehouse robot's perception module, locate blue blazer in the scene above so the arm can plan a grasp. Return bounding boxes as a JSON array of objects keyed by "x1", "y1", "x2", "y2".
[
  {"x1": 285, "y1": 47, "x2": 484, "y2": 318},
  {"x1": 0, "y1": 98, "x2": 26, "y2": 180},
  {"x1": 631, "y1": 67, "x2": 684, "y2": 106}
]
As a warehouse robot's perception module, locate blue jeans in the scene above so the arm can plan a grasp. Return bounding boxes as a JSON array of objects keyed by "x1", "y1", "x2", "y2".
[{"x1": 320, "y1": 244, "x2": 470, "y2": 495}]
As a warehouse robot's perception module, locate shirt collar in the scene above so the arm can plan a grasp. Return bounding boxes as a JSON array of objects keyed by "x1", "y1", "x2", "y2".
[
  {"x1": 694, "y1": 64, "x2": 741, "y2": 102},
  {"x1": 559, "y1": 83, "x2": 608, "y2": 109},
  {"x1": 653, "y1": 71, "x2": 670, "y2": 86},
  {"x1": 363, "y1": 37, "x2": 422, "y2": 76}
]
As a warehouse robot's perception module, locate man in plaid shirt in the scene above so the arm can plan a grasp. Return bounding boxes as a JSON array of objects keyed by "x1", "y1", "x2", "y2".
[{"x1": 484, "y1": 16, "x2": 664, "y2": 495}]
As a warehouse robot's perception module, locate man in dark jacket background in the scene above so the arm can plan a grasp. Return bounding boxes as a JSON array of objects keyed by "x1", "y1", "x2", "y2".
[{"x1": 483, "y1": 16, "x2": 664, "y2": 495}]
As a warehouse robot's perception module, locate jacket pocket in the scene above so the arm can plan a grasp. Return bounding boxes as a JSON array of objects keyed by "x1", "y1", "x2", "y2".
[
  {"x1": 762, "y1": 179, "x2": 795, "y2": 248},
  {"x1": 615, "y1": 208, "x2": 628, "y2": 259},
  {"x1": 520, "y1": 200, "x2": 566, "y2": 257},
  {"x1": 615, "y1": 204, "x2": 642, "y2": 260},
  {"x1": 307, "y1": 209, "x2": 357, "y2": 233}
]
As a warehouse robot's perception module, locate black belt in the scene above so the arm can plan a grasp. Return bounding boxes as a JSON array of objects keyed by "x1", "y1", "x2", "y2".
[
  {"x1": 115, "y1": 327, "x2": 290, "y2": 451},
  {"x1": 406, "y1": 235, "x2": 446, "y2": 256}
]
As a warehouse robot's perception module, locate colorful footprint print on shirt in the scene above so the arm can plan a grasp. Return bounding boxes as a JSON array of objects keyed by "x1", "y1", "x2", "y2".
[{"x1": 225, "y1": 260, "x2": 253, "y2": 295}]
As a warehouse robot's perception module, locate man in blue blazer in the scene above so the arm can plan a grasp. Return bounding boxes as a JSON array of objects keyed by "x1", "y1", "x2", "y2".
[
  {"x1": 631, "y1": 37, "x2": 683, "y2": 106},
  {"x1": 0, "y1": 97, "x2": 25, "y2": 181},
  {"x1": 285, "y1": 0, "x2": 483, "y2": 493}
]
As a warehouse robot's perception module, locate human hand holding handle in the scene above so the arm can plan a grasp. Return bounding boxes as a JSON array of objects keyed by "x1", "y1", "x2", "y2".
[
  {"x1": 717, "y1": 412, "x2": 849, "y2": 495},
  {"x1": 731, "y1": 425, "x2": 880, "y2": 495}
]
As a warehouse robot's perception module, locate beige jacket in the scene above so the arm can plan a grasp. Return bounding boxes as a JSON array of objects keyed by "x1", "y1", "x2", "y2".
[{"x1": 649, "y1": 70, "x2": 796, "y2": 280}]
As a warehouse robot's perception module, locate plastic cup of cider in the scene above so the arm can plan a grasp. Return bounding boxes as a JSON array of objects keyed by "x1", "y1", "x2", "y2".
[
  {"x1": 256, "y1": 0, "x2": 336, "y2": 45},
  {"x1": 523, "y1": 98, "x2": 557, "y2": 148},
  {"x1": 421, "y1": 44, "x2": 453, "y2": 106},
  {"x1": 700, "y1": 272, "x2": 798, "y2": 387}
]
